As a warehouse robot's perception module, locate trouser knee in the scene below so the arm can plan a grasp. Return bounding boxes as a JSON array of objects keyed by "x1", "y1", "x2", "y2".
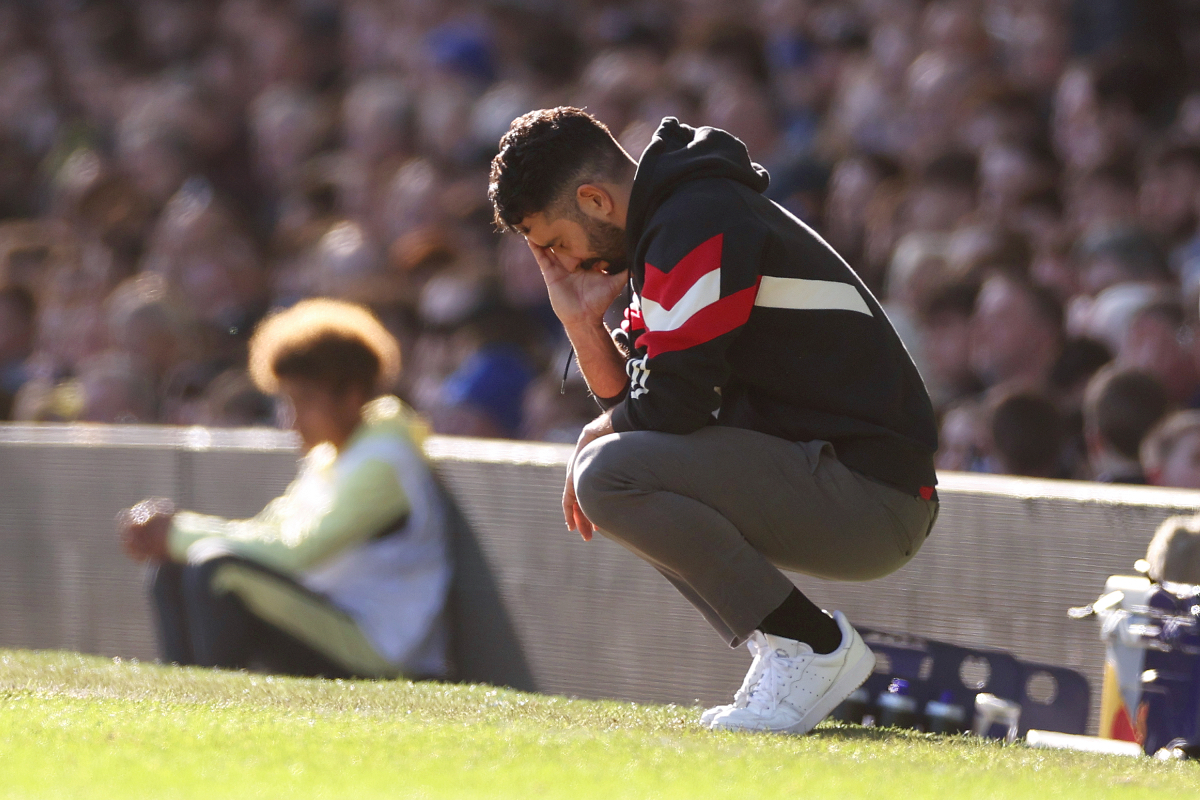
[
  {"x1": 179, "y1": 554, "x2": 248, "y2": 604},
  {"x1": 574, "y1": 434, "x2": 642, "y2": 531}
]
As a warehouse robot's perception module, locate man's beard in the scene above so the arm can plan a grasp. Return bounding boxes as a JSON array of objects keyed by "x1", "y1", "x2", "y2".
[{"x1": 578, "y1": 216, "x2": 629, "y2": 275}]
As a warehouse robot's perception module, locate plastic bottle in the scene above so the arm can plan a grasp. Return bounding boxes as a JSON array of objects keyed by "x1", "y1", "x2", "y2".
[
  {"x1": 924, "y1": 690, "x2": 967, "y2": 735},
  {"x1": 876, "y1": 678, "x2": 921, "y2": 729},
  {"x1": 972, "y1": 693, "x2": 1021, "y2": 742}
]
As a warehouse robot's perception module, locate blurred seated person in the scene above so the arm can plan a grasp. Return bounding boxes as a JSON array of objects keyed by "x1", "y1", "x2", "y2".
[
  {"x1": 1142, "y1": 410, "x2": 1200, "y2": 490},
  {"x1": 117, "y1": 299, "x2": 451, "y2": 679},
  {"x1": 1083, "y1": 366, "x2": 1169, "y2": 484}
]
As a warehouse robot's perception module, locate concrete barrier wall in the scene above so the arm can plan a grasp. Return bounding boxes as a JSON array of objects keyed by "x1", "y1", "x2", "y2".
[{"x1": 3, "y1": 423, "x2": 1200, "y2": 734}]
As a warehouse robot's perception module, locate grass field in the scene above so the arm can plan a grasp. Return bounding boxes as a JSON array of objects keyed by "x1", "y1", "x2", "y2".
[{"x1": 1, "y1": 650, "x2": 1197, "y2": 799}]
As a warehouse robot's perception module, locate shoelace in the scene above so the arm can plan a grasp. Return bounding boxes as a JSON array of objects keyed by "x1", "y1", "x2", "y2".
[
  {"x1": 730, "y1": 634, "x2": 767, "y2": 708},
  {"x1": 745, "y1": 648, "x2": 789, "y2": 713},
  {"x1": 744, "y1": 645, "x2": 815, "y2": 714}
]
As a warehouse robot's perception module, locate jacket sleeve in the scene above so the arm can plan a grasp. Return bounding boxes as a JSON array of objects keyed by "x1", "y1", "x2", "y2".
[
  {"x1": 167, "y1": 458, "x2": 411, "y2": 572},
  {"x1": 592, "y1": 299, "x2": 639, "y2": 411},
  {"x1": 609, "y1": 200, "x2": 767, "y2": 435}
]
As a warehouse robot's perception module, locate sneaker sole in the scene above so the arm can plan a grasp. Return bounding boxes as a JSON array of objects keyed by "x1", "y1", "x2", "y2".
[
  {"x1": 784, "y1": 642, "x2": 877, "y2": 736},
  {"x1": 699, "y1": 705, "x2": 731, "y2": 728}
]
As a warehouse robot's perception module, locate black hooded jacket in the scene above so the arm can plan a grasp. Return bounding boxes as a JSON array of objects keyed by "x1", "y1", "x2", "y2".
[{"x1": 600, "y1": 118, "x2": 939, "y2": 496}]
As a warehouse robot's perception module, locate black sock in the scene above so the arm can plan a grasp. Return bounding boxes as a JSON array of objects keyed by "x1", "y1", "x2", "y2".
[{"x1": 758, "y1": 587, "x2": 842, "y2": 654}]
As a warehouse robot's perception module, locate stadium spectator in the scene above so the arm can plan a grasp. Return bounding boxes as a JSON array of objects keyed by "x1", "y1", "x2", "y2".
[
  {"x1": 1083, "y1": 366, "x2": 1170, "y2": 484},
  {"x1": 117, "y1": 300, "x2": 451, "y2": 679},
  {"x1": 1048, "y1": 336, "x2": 1114, "y2": 408},
  {"x1": 970, "y1": 274, "x2": 1064, "y2": 391},
  {"x1": 77, "y1": 351, "x2": 158, "y2": 423},
  {"x1": 904, "y1": 152, "x2": 978, "y2": 235},
  {"x1": 1069, "y1": 282, "x2": 1170, "y2": 356},
  {"x1": 50, "y1": 149, "x2": 157, "y2": 278},
  {"x1": 0, "y1": 283, "x2": 34, "y2": 419},
  {"x1": 25, "y1": 233, "x2": 114, "y2": 379},
  {"x1": 1071, "y1": 225, "x2": 1172, "y2": 299},
  {"x1": 989, "y1": 391, "x2": 1065, "y2": 479},
  {"x1": 943, "y1": 224, "x2": 1031, "y2": 283},
  {"x1": 1066, "y1": 164, "x2": 1140, "y2": 236},
  {"x1": 105, "y1": 273, "x2": 191, "y2": 397},
  {"x1": 977, "y1": 140, "x2": 1057, "y2": 221},
  {"x1": 935, "y1": 397, "x2": 988, "y2": 473},
  {"x1": 1143, "y1": 410, "x2": 1200, "y2": 490},
  {"x1": 823, "y1": 154, "x2": 902, "y2": 291},
  {"x1": 1117, "y1": 301, "x2": 1200, "y2": 406},
  {"x1": 1039, "y1": 336, "x2": 1112, "y2": 478},
  {"x1": 881, "y1": 231, "x2": 949, "y2": 384},
  {"x1": 0, "y1": 0, "x2": 1198, "y2": 487},
  {"x1": 916, "y1": 278, "x2": 980, "y2": 410},
  {"x1": 520, "y1": 361, "x2": 599, "y2": 444},
  {"x1": 196, "y1": 368, "x2": 275, "y2": 428},
  {"x1": 1138, "y1": 144, "x2": 1200, "y2": 251},
  {"x1": 140, "y1": 179, "x2": 267, "y2": 360},
  {"x1": 430, "y1": 303, "x2": 539, "y2": 439}
]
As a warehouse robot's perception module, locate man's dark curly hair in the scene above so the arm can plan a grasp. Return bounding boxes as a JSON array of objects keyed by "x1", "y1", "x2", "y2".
[{"x1": 489, "y1": 107, "x2": 633, "y2": 233}]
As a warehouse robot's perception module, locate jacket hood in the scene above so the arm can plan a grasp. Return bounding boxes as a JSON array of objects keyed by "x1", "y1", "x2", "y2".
[{"x1": 625, "y1": 118, "x2": 770, "y2": 249}]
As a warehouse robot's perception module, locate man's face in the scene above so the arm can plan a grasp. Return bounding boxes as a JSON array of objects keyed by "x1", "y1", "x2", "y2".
[{"x1": 518, "y1": 209, "x2": 628, "y2": 275}]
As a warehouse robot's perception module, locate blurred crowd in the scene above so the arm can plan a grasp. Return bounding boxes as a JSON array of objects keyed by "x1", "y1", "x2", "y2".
[{"x1": 6, "y1": 1, "x2": 1200, "y2": 489}]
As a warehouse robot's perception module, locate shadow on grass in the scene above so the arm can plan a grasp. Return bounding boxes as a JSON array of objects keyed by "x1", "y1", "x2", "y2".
[{"x1": 809, "y1": 724, "x2": 926, "y2": 743}]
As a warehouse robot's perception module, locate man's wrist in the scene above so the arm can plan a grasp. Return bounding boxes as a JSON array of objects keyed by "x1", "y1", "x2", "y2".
[
  {"x1": 584, "y1": 409, "x2": 616, "y2": 438},
  {"x1": 562, "y1": 318, "x2": 610, "y2": 341}
]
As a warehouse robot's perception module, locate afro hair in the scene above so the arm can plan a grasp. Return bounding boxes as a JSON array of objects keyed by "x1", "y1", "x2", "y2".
[{"x1": 248, "y1": 299, "x2": 401, "y2": 396}]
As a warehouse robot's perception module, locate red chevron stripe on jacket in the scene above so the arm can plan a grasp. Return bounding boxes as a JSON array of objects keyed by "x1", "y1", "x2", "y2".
[{"x1": 637, "y1": 234, "x2": 758, "y2": 359}]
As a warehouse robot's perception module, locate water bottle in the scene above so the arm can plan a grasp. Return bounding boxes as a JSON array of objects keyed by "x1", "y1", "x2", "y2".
[
  {"x1": 876, "y1": 678, "x2": 921, "y2": 729},
  {"x1": 972, "y1": 693, "x2": 1021, "y2": 742},
  {"x1": 924, "y1": 690, "x2": 967, "y2": 735}
]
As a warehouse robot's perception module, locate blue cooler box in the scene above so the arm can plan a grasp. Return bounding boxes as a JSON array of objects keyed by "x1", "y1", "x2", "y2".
[{"x1": 1138, "y1": 586, "x2": 1200, "y2": 756}]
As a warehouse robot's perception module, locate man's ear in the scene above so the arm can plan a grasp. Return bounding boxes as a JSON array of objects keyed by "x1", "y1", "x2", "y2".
[{"x1": 576, "y1": 183, "x2": 615, "y2": 221}]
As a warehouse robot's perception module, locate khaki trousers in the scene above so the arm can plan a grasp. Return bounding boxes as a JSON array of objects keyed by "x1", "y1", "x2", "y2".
[{"x1": 574, "y1": 426, "x2": 939, "y2": 646}]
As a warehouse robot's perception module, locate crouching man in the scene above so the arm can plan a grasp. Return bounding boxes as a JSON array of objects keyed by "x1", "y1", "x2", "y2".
[
  {"x1": 118, "y1": 299, "x2": 451, "y2": 680},
  {"x1": 489, "y1": 108, "x2": 940, "y2": 733}
]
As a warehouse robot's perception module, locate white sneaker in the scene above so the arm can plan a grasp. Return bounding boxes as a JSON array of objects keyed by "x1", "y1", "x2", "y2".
[
  {"x1": 699, "y1": 631, "x2": 769, "y2": 727},
  {"x1": 708, "y1": 611, "x2": 876, "y2": 735}
]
